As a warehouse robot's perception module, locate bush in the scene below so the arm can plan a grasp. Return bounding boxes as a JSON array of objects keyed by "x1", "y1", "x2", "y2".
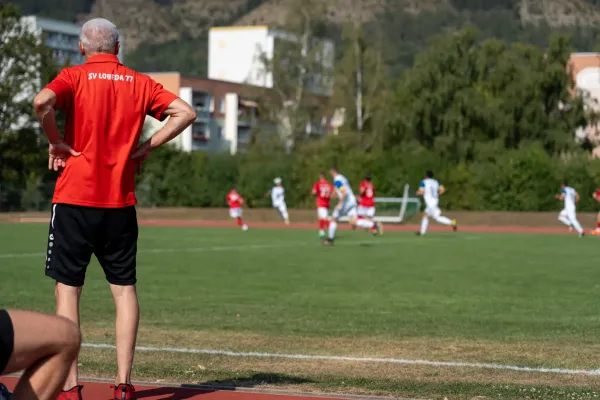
[{"x1": 106, "y1": 138, "x2": 600, "y2": 212}]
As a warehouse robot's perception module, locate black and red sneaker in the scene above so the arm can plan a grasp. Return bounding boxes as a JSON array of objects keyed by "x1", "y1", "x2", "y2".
[
  {"x1": 112, "y1": 384, "x2": 135, "y2": 400},
  {"x1": 57, "y1": 385, "x2": 83, "y2": 400}
]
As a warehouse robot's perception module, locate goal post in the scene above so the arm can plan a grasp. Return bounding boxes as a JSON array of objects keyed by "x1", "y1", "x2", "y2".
[{"x1": 339, "y1": 184, "x2": 421, "y2": 224}]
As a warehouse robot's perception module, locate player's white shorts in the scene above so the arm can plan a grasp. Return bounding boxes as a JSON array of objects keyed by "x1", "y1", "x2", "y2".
[
  {"x1": 317, "y1": 207, "x2": 329, "y2": 220},
  {"x1": 559, "y1": 208, "x2": 577, "y2": 220},
  {"x1": 332, "y1": 202, "x2": 358, "y2": 219},
  {"x1": 358, "y1": 206, "x2": 375, "y2": 218},
  {"x1": 229, "y1": 208, "x2": 243, "y2": 218},
  {"x1": 424, "y1": 205, "x2": 441, "y2": 219}
]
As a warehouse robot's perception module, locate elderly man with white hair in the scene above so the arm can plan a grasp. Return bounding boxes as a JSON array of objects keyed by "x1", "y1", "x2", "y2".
[{"x1": 32, "y1": 18, "x2": 196, "y2": 400}]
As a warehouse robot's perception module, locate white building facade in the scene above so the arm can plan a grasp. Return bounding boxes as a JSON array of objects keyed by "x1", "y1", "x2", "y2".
[{"x1": 208, "y1": 26, "x2": 334, "y2": 96}]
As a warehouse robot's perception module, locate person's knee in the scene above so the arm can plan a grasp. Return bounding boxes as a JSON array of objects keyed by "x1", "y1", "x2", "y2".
[{"x1": 57, "y1": 317, "x2": 81, "y2": 357}]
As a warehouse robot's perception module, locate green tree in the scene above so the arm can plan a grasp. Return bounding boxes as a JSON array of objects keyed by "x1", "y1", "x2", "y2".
[
  {"x1": 332, "y1": 18, "x2": 390, "y2": 150},
  {"x1": 257, "y1": 0, "x2": 333, "y2": 152},
  {"x1": 0, "y1": 3, "x2": 60, "y2": 210},
  {"x1": 388, "y1": 28, "x2": 589, "y2": 161}
]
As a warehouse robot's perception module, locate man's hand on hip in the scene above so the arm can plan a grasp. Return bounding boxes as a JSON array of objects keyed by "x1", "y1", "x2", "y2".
[{"x1": 49, "y1": 141, "x2": 81, "y2": 171}]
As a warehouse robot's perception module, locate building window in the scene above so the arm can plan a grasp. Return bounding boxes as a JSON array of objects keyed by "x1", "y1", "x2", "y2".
[{"x1": 219, "y1": 99, "x2": 225, "y2": 114}]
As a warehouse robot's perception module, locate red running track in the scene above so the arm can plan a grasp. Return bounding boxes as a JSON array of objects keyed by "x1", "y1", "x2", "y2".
[{"x1": 0, "y1": 377, "x2": 352, "y2": 400}]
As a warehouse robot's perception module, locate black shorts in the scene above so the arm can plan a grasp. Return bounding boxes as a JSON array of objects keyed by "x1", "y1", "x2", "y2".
[
  {"x1": 0, "y1": 310, "x2": 14, "y2": 374},
  {"x1": 45, "y1": 204, "x2": 138, "y2": 287}
]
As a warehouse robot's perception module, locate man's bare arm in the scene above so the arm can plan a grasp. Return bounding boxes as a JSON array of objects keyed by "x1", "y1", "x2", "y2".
[
  {"x1": 33, "y1": 89, "x2": 62, "y2": 144},
  {"x1": 147, "y1": 98, "x2": 196, "y2": 149}
]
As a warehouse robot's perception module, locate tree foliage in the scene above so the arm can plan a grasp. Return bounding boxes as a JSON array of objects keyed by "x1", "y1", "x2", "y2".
[
  {"x1": 256, "y1": 0, "x2": 333, "y2": 152},
  {"x1": 0, "y1": 3, "x2": 60, "y2": 209},
  {"x1": 388, "y1": 30, "x2": 588, "y2": 162}
]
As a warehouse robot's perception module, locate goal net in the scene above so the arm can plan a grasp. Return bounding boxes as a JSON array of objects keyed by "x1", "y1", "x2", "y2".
[{"x1": 340, "y1": 184, "x2": 421, "y2": 224}]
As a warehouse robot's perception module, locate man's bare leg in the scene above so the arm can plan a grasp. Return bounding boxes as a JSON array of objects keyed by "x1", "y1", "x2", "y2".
[
  {"x1": 3, "y1": 310, "x2": 81, "y2": 400},
  {"x1": 110, "y1": 284, "x2": 139, "y2": 384},
  {"x1": 54, "y1": 283, "x2": 83, "y2": 390}
]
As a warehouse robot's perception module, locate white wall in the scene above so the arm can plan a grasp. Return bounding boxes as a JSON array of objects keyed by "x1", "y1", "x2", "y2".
[
  {"x1": 209, "y1": 27, "x2": 272, "y2": 87},
  {"x1": 224, "y1": 93, "x2": 239, "y2": 154},
  {"x1": 209, "y1": 26, "x2": 334, "y2": 96},
  {"x1": 576, "y1": 67, "x2": 600, "y2": 109},
  {"x1": 179, "y1": 87, "x2": 193, "y2": 152}
]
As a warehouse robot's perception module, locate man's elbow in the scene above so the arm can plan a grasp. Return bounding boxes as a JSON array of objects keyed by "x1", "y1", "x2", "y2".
[
  {"x1": 184, "y1": 105, "x2": 197, "y2": 125},
  {"x1": 33, "y1": 94, "x2": 48, "y2": 113}
]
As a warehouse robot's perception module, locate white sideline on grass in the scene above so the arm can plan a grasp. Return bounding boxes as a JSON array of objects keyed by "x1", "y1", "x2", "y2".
[
  {"x1": 0, "y1": 237, "x2": 462, "y2": 259},
  {"x1": 82, "y1": 342, "x2": 600, "y2": 376}
]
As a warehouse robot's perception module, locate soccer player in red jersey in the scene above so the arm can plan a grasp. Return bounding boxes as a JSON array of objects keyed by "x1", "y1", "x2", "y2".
[
  {"x1": 357, "y1": 174, "x2": 383, "y2": 235},
  {"x1": 32, "y1": 18, "x2": 195, "y2": 400},
  {"x1": 312, "y1": 172, "x2": 334, "y2": 238},
  {"x1": 227, "y1": 186, "x2": 248, "y2": 231},
  {"x1": 593, "y1": 188, "x2": 600, "y2": 234}
]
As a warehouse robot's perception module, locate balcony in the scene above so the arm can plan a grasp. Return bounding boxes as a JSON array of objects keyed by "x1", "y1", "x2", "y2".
[
  {"x1": 191, "y1": 121, "x2": 210, "y2": 150},
  {"x1": 192, "y1": 91, "x2": 212, "y2": 121},
  {"x1": 238, "y1": 98, "x2": 258, "y2": 127},
  {"x1": 194, "y1": 107, "x2": 211, "y2": 121}
]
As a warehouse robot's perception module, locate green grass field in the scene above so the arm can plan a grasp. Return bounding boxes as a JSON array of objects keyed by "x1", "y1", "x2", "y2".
[{"x1": 1, "y1": 223, "x2": 600, "y2": 399}]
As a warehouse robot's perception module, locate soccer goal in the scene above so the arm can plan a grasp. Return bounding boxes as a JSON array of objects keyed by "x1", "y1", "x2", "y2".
[{"x1": 340, "y1": 184, "x2": 421, "y2": 224}]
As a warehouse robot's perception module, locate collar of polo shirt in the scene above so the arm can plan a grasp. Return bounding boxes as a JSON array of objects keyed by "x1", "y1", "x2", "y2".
[{"x1": 85, "y1": 54, "x2": 121, "y2": 64}]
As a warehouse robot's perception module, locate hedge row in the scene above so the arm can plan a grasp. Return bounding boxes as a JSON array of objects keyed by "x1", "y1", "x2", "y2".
[{"x1": 136, "y1": 141, "x2": 600, "y2": 212}]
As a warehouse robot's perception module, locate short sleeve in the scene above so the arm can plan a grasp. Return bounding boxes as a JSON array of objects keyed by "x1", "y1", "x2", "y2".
[
  {"x1": 44, "y1": 68, "x2": 73, "y2": 110},
  {"x1": 561, "y1": 189, "x2": 566, "y2": 194},
  {"x1": 334, "y1": 180, "x2": 343, "y2": 189},
  {"x1": 419, "y1": 181, "x2": 425, "y2": 188},
  {"x1": 147, "y1": 80, "x2": 179, "y2": 121}
]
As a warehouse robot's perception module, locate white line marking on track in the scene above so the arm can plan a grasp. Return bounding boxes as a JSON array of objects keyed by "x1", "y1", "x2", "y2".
[{"x1": 82, "y1": 343, "x2": 600, "y2": 376}]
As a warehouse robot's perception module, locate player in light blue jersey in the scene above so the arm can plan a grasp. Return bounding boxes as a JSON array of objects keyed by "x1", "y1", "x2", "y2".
[
  {"x1": 416, "y1": 170, "x2": 457, "y2": 236},
  {"x1": 323, "y1": 167, "x2": 360, "y2": 245},
  {"x1": 556, "y1": 180, "x2": 584, "y2": 237}
]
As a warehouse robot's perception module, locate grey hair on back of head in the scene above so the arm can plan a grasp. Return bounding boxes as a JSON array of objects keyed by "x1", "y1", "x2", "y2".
[{"x1": 80, "y1": 18, "x2": 119, "y2": 54}]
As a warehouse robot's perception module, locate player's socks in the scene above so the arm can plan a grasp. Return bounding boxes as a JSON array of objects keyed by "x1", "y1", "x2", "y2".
[
  {"x1": 420, "y1": 217, "x2": 429, "y2": 235},
  {"x1": 435, "y1": 216, "x2": 453, "y2": 226},
  {"x1": 236, "y1": 217, "x2": 243, "y2": 227},
  {"x1": 328, "y1": 221, "x2": 338, "y2": 240},
  {"x1": 596, "y1": 222, "x2": 600, "y2": 230},
  {"x1": 356, "y1": 219, "x2": 374, "y2": 229}
]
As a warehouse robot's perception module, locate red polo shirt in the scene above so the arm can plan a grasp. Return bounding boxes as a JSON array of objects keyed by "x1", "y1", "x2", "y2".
[{"x1": 44, "y1": 54, "x2": 178, "y2": 208}]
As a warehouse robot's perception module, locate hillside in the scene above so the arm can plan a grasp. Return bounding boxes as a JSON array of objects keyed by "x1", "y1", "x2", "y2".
[
  {"x1": 236, "y1": 0, "x2": 600, "y2": 27},
  {"x1": 8, "y1": 0, "x2": 600, "y2": 76},
  {"x1": 84, "y1": 0, "x2": 253, "y2": 50},
  {"x1": 11, "y1": 0, "x2": 600, "y2": 52}
]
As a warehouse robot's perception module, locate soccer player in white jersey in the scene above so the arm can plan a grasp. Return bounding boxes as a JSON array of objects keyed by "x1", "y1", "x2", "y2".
[
  {"x1": 266, "y1": 177, "x2": 290, "y2": 225},
  {"x1": 323, "y1": 167, "x2": 362, "y2": 245},
  {"x1": 416, "y1": 170, "x2": 457, "y2": 236},
  {"x1": 557, "y1": 180, "x2": 584, "y2": 237}
]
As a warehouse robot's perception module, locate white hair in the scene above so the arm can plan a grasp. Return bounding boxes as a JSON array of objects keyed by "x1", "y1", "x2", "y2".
[{"x1": 80, "y1": 18, "x2": 119, "y2": 54}]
